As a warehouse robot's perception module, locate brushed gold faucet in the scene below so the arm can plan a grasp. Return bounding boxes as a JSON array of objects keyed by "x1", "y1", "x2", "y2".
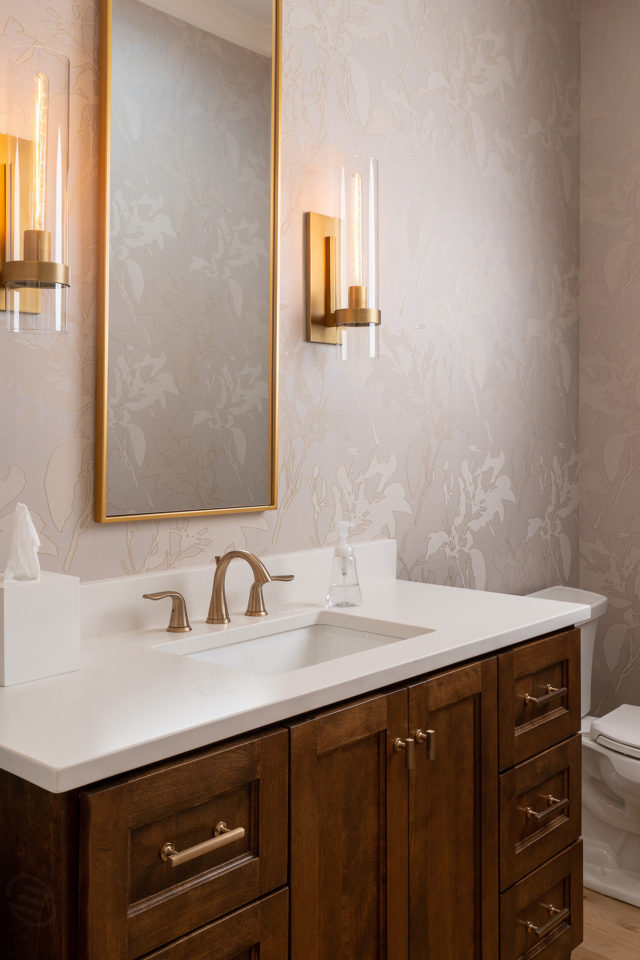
[{"x1": 207, "y1": 550, "x2": 294, "y2": 624}]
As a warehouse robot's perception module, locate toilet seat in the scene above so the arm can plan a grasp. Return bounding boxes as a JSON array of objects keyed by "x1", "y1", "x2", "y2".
[{"x1": 590, "y1": 705, "x2": 640, "y2": 760}]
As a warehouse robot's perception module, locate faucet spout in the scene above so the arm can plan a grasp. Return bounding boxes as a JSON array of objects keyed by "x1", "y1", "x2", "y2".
[{"x1": 207, "y1": 550, "x2": 294, "y2": 624}]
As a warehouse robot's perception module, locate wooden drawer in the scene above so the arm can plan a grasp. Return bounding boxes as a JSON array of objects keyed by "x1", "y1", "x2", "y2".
[
  {"x1": 79, "y1": 728, "x2": 288, "y2": 959},
  {"x1": 499, "y1": 630, "x2": 580, "y2": 770},
  {"x1": 500, "y1": 842, "x2": 583, "y2": 960},
  {"x1": 500, "y1": 736, "x2": 581, "y2": 890},
  {"x1": 143, "y1": 888, "x2": 288, "y2": 959}
]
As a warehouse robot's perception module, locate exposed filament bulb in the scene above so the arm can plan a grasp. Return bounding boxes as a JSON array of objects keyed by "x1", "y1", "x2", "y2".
[
  {"x1": 31, "y1": 71, "x2": 49, "y2": 233},
  {"x1": 352, "y1": 171, "x2": 362, "y2": 287}
]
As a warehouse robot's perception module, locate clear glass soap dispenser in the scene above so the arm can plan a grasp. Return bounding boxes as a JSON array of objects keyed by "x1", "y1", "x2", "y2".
[{"x1": 325, "y1": 521, "x2": 363, "y2": 607}]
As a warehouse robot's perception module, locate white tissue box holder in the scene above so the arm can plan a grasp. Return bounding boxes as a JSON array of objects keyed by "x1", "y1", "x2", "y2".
[{"x1": 0, "y1": 571, "x2": 81, "y2": 685}]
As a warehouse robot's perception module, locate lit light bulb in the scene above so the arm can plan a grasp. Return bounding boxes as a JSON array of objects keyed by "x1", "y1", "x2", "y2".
[
  {"x1": 31, "y1": 71, "x2": 49, "y2": 232},
  {"x1": 352, "y1": 171, "x2": 362, "y2": 287}
]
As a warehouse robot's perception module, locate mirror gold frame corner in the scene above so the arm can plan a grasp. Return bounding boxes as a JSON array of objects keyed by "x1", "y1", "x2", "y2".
[{"x1": 95, "y1": 0, "x2": 281, "y2": 523}]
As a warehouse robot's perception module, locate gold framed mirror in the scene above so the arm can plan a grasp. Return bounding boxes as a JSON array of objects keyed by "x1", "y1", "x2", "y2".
[{"x1": 95, "y1": 0, "x2": 280, "y2": 522}]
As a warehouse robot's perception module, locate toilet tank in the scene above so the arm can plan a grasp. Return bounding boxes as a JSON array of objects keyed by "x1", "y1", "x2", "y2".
[{"x1": 527, "y1": 586, "x2": 607, "y2": 717}]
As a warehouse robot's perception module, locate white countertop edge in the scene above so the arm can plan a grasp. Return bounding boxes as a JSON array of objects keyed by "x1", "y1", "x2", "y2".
[{"x1": 0, "y1": 595, "x2": 589, "y2": 794}]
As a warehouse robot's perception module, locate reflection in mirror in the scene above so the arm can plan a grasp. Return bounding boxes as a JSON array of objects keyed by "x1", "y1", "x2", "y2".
[{"x1": 96, "y1": 0, "x2": 279, "y2": 522}]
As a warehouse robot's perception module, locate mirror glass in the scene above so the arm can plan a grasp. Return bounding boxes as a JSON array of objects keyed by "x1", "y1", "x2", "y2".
[{"x1": 96, "y1": 0, "x2": 279, "y2": 522}]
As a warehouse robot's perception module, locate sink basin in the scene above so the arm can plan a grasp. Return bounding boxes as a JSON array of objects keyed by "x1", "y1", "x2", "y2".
[{"x1": 155, "y1": 610, "x2": 429, "y2": 676}]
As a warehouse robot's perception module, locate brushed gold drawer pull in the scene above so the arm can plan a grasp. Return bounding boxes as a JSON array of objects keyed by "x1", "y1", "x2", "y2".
[
  {"x1": 523, "y1": 683, "x2": 567, "y2": 707},
  {"x1": 525, "y1": 794, "x2": 569, "y2": 823},
  {"x1": 160, "y1": 821, "x2": 246, "y2": 867},
  {"x1": 520, "y1": 904, "x2": 569, "y2": 939},
  {"x1": 415, "y1": 728, "x2": 436, "y2": 759},
  {"x1": 394, "y1": 737, "x2": 416, "y2": 770}
]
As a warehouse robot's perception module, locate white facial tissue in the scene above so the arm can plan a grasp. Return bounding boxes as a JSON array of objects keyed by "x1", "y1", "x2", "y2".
[{"x1": 4, "y1": 502, "x2": 41, "y2": 583}]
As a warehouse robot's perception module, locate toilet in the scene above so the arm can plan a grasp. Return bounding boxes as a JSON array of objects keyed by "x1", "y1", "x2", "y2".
[{"x1": 528, "y1": 585, "x2": 640, "y2": 908}]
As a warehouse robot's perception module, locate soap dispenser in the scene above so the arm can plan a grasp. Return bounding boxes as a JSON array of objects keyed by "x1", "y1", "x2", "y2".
[{"x1": 325, "y1": 521, "x2": 363, "y2": 607}]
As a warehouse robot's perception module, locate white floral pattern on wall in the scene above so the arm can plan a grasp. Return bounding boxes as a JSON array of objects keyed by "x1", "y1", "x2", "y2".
[
  {"x1": 0, "y1": 2, "x2": 579, "y2": 618},
  {"x1": 581, "y1": 0, "x2": 640, "y2": 712}
]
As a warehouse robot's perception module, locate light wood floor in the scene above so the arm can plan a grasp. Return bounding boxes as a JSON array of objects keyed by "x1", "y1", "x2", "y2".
[{"x1": 572, "y1": 888, "x2": 640, "y2": 960}]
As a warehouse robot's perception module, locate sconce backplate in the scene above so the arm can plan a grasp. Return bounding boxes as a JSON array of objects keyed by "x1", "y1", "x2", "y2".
[
  {"x1": 0, "y1": 135, "x2": 42, "y2": 315},
  {"x1": 305, "y1": 211, "x2": 340, "y2": 344}
]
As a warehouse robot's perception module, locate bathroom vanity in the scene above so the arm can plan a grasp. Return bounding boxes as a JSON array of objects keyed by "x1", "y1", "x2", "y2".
[{"x1": 0, "y1": 542, "x2": 588, "y2": 959}]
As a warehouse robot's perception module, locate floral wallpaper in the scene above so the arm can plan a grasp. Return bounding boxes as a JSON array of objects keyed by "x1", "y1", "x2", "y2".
[
  {"x1": 580, "y1": 0, "x2": 640, "y2": 713},
  {"x1": 106, "y1": 0, "x2": 271, "y2": 515},
  {"x1": 0, "y1": 4, "x2": 581, "y2": 620}
]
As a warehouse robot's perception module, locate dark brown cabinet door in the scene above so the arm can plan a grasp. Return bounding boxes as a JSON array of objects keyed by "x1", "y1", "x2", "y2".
[
  {"x1": 289, "y1": 689, "x2": 409, "y2": 960},
  {"x1": 408, "y1": 659, "x2": 499, "y2": 960}
]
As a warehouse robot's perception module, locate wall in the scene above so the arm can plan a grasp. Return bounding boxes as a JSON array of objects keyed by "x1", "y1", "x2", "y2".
[
  {"x1": 581, "y1": 0, "x2": 640, "y2": 711},
  {"x1": 0, "y1": 1, "x2": 580, "y2": 595}
]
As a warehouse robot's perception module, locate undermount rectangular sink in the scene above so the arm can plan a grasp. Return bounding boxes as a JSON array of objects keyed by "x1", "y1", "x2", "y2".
[{"x1": 155, "y1": 610, "x2": 429, "y2": 676}]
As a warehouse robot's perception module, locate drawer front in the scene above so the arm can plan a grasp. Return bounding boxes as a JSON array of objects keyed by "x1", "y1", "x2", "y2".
[
  {"x1": 499, "y1": 630, "x2": 580, "y2": 770},
  {"x1": 79, "y1": 728, "x2": 288, "y2": 960},
  {"x1": 500, "y1": 842, "x2": 583, "y2": 960},
  {"x1": 500, "y1": 736, "x2": 581, "y2": 890},
  {"x1": 144, "y1": 888, "x2": 288, "y2": 960}
]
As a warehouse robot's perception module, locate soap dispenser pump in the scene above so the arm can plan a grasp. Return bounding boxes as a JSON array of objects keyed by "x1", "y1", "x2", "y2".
[{"x1": 325, "y1": 521, "x2": 363, "y2": 607}]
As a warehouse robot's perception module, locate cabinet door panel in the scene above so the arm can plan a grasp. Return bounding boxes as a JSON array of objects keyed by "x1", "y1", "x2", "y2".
[
  {"x1": 498, "y1": 630, "x2": 580, "y2": 770},
  {"x1": 144, "y1": 888, "x2": 288, "y2": 960},
  {"x1": 500, "y1": 736, "x2": 581, "y2": 889},
  {"x1": 500, "y1": 842, "x2": 583, "y2": 960},
  {"x1": 409, "y1": 658, "x2": 499, "y2": 960},
  {"x1": 79, "y1": 728, "x2": 287, "y2": 959},
  {"x1": 289, "y1": 689, "x2": 409, "y2": 960}
]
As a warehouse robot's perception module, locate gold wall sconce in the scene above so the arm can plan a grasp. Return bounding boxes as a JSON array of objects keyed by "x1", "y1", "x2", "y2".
[
  {"x1": 305, "y1": 158, "x2": 380, "y2": 359},
  {"x1": 0, "y1": 46, "x2": 70, "y2": 333}
]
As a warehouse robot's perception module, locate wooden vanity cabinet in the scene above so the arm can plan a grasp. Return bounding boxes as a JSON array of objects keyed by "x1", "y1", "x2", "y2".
[
  {"x1": 288, "y1": 658, "x2": 499, "y2": 960},
  {"x1": 1, "y1": 626, "x2": 584, "y2": 960}
]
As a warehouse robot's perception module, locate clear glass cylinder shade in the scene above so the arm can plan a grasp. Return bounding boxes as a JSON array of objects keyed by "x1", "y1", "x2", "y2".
[
  {"x1": 338, "y1": 322, "x2": 379, "y2": 360},
  {"x1": 337, "y1": 157, "x2": 379, "y2": 359},
  {"x1": 0, "y1": 45, "x2": 70, "y2": 333}
]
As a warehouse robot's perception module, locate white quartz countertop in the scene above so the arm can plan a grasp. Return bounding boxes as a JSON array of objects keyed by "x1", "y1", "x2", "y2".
[{"x1": 0, "y1": 555, "x2": 589, "y2": 793}]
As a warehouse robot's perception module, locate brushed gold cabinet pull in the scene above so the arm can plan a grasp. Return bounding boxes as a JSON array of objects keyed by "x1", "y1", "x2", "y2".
[
  {"x1": 525, "y1": 794, "x2": 569, "y2": 823},
  {"x1": 160, "y1": 821, "x2": 245, "y2": 867},
  {"x1": 519, "y1": 903, "x2": 569, "y2": 939},
  {"x1": 522, "y1": 683, "x2": 567, "y2": 707},
  {"x1": 415, "y1": 728, "x2": 436, "y2": 760},
  {"x1": 394, "y1": 737, "x2": 416, "y2": 770}
]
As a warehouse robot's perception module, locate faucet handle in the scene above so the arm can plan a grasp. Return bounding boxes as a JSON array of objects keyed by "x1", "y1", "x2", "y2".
[
  {"x1": 143, "y1": 591, "x2": 192, "y2": 633},
  {"x1": 245, "y1": 571, "x2": 295, "y2": 617}
]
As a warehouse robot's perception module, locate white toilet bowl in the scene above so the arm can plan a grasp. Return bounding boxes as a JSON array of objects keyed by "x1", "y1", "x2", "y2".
[
  {"x1": 581, "y1": 707, "x2": 640, "y2": 907},
  {"x1": 528, "y1": 586, "x2": 640, "y2": 907}
]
